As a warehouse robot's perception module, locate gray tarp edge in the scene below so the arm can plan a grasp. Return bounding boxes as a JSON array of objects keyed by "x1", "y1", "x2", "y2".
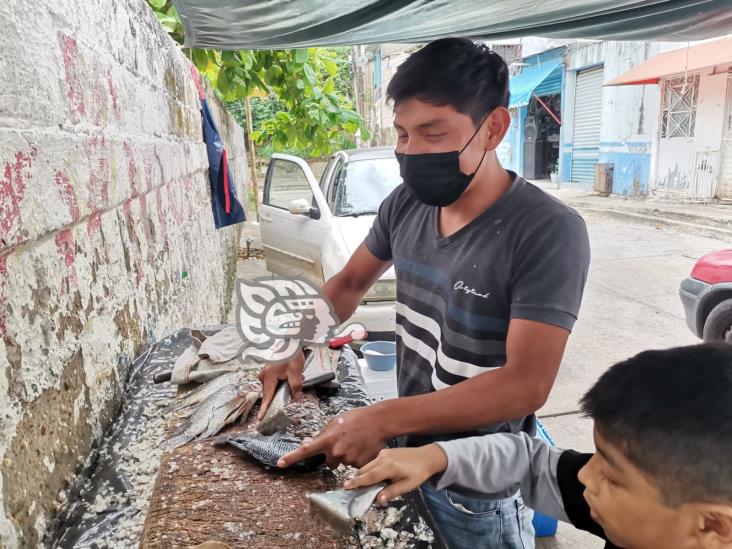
[{"x1": 171, "y1": 0, "x2": 732, "y2": 50}]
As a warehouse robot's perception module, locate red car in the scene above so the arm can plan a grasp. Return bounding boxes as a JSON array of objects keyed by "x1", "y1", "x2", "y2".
[{"x1": 680, "y1": 249, "x2": 732, "y2": 343}]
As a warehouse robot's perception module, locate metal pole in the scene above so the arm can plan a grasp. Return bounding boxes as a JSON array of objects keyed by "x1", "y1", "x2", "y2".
[
  {"x1": 245, "y1": 96, "x2": 261, "y2": 220},
  {"x1": 532, "y1": 93, "x2": 562, "y2": 126}
]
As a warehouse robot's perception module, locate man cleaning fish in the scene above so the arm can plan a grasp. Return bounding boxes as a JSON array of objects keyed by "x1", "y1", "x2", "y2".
[{"x1": 258, "y1": 38, "x2": 591, "y2": 548}]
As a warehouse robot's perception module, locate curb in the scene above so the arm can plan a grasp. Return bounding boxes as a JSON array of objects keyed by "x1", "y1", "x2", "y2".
[{"x1": 574, "y1": 206, "x2": 732, "y2": 242}]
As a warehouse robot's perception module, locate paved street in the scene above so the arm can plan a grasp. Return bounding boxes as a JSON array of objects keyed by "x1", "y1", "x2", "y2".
[
  {"x1": 537, "y1": 210, "x2": 726, "y2": 548},
  {"x1": 230, "y1": 205, "x2": 728, "y2": 549}
]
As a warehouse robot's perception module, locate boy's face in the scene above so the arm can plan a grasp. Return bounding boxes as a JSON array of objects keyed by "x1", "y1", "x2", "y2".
[{"x1": 578, "y1": 427, "x2": 700, "y2": 549}]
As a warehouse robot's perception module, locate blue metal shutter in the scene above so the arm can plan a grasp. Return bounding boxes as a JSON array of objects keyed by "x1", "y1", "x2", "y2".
[{"x1": 571, "y1": 66, "x2": 604, "y2": 186}]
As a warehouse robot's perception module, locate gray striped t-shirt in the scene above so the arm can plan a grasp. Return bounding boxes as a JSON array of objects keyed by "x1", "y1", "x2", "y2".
[{"x1": 364, "y1": 174, "x2": 590, "y2": 448}]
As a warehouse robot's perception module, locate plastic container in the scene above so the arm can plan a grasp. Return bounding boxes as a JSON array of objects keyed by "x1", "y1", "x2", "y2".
[{"x1": 360, "y1": 341, "x2": 397, "y2": 371}]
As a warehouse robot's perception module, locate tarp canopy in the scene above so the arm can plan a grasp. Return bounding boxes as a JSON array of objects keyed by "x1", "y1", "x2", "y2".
[
  {"x1": 510, "y1": 58, "x2": 563, "y2": 108},
  {"x1": 171, "y1": 0, "x2": 732, "y2": 50},
  {"x1": 605, "y1": 36, "x2": 732, "y2": 86}
]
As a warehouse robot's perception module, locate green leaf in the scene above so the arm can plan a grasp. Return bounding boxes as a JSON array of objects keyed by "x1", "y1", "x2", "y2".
[
  {"x1": 340, "y1": 109, "x2": 361, "y2": 123},
  {"x1": 295, "y1": 79, "x2": 305, "y2": 90},
  {"x1": 303, "y1": 63, "x2": 317, "y2": 86},
  {"x1": 322, "y1": 58, "x2": 338, "y2": 77},
  {"x1": 192, "y1": 49, "x2": 209, "y2": 69},
  {"x1": 249, "y1": 73, "x2": 269, "y2": 95},
  {"x1": 222, "y1": 51, "x2": 238, "y2": 67},
  {"x1": 276, "y1": 111, "x2": 293, "y2": 123},
  {"x1": 294, "y1": 49, "x2": 309, "y2": 64},
  {"x1": 311, "y1": 86, "x2": 322, "y2": 99},
  {"x1": 148, "y1": 0, "x2": 166, "y2": 9},
  {"x1": 323, "y1": 77, "x2": 335, "y2": 94},
  {"x1": 217, "y1": 69, "x2": 231, "y2": 94}
]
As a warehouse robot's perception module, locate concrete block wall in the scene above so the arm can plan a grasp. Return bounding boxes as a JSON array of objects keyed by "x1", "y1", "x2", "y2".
[{"x1": 0, "y1": 1, "x2": 247, "y2": 546}]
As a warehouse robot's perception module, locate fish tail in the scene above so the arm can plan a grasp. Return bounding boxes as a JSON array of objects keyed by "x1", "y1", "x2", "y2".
[{"x1": 164, "y1": 432, "x2": 193, "y2": 451}]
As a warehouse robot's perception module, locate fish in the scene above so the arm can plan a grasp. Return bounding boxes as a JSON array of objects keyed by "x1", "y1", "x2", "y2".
[
  {"x1": 221, "y1": 431, "x2": 325, "y2": 470},
  {"x1": 164, "y1": 383, "x2": 260, "y2": 451},
  {"x1": 308, "y1": 483, "x2": 388, "y2": 534},
  {"x1": 167, "y1": 371, "x2": 257, "y2": 416},
  {"x1": 255, "y1": 351, "x2": 317, "y2": 434},
  {"x1": 256, "y1": 381, "x2": 292, "y2": 435}
]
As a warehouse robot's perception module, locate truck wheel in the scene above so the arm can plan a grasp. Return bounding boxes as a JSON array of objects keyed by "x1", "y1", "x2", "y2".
[{"x1": 703, "y1": 300, "x2": 732, "y2": 343}]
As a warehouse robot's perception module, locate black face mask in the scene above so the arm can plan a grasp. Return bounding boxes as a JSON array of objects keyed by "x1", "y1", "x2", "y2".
[{"x1": 395, "y1": 116, "x2": 489, "y2": 207}]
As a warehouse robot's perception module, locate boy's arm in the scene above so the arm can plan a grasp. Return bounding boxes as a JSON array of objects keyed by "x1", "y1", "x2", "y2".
[{"x1": 435, "y1": 432, "x2": 570, "y2": 522}]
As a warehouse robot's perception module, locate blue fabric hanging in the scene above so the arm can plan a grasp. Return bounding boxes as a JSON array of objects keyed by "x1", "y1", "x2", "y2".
[{"x1": 192, "y1": 67, "x2": 246, "y2": 229}]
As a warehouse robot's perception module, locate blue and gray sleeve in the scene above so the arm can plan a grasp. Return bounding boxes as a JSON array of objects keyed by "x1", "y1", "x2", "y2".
[
  {"x1": 434, "y1": 432, "x2": 570, "y2": 522},
  {"x1": 510, "y1": 211, "x2": 590, "y2": 332}
]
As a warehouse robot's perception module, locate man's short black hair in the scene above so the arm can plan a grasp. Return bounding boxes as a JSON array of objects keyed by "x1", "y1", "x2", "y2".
[
  {"x1": 581, "y1": 343, "x2": 732, "y2": 506},
  {"x1": 386, "y1": 38, "x2": 510, "y2": 126}
]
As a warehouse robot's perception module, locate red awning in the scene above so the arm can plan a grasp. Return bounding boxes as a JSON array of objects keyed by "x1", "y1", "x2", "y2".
[{"x1": 605, "y1": 36, "x2": 732, "y2": 86}]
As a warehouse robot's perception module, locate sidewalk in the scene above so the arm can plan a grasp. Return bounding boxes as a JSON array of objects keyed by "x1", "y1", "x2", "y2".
[
  {"x1": 531, "y1": 180, "x2": 732, "y2": 243},
  {"x1": 227, "y1": 216, "x2": 267, "y2": 323}
]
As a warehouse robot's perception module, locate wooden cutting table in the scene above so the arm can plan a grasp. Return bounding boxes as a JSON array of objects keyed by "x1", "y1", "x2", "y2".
[
  {"x1": 141, "y1": 347, "x2": 349, "y2": 548},
  {"x1": 141, "y1": 412, "x2": 349, "y2": 548}
]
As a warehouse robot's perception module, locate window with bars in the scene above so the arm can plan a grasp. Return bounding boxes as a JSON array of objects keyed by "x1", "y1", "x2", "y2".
[{"x1": 660, "y1": 74, "x2": 699, "y2": 139}]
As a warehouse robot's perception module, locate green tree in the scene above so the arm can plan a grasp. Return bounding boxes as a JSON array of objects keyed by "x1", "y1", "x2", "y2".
[{"x1": 147, "y1": 1, "x2": 369, "y2": 158}]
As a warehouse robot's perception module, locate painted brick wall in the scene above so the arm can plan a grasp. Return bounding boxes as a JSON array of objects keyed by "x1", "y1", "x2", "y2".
[{"x1": 0, "y1": 1, "x2": 247, "y2": 546}]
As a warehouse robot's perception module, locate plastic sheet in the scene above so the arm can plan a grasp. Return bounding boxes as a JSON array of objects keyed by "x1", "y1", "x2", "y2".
[{"x1": 50, "y1": 327, "x2": 445, "y2": 548}]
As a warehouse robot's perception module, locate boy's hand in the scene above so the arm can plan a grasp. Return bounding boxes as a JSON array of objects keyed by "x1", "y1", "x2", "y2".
[{"x1": 343, "y1": 444, "x2": 449, "y2": 505}]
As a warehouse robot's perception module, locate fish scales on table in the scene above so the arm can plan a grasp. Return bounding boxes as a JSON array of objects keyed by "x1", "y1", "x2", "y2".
[{"x1": 164, "y1": 382, "x2": 260, "y2": 451}]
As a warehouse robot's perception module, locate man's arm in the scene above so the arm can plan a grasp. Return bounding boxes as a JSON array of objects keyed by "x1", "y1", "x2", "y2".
[
  {"x1": 257, "y1": 244, "x2": 390, "y2": 416},
  {"x1": 380, "y1": 317, "x2": 568, "y2": 436},
  {"x1": 320, "y1": 243, "x2": 392, "y2": 326},
  {"x1": 278, "y1": 318, "x2": 568, "y2": 467}
]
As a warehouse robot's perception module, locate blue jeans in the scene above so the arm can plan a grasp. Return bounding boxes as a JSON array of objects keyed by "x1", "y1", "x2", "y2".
[{"x1": 421, "y1": 482, "x2": 535, "y2": 549}]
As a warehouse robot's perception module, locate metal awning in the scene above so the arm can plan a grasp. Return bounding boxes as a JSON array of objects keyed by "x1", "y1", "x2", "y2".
[
  {"x1": 171, "y1": 0, "x2": 732, "y2": 50},
  {"x1": 510, "y1": 58, "x2": 563, "y2": 108},
  {"x1": 605, "y1": 36, "x2": 732, "y2": 86}
]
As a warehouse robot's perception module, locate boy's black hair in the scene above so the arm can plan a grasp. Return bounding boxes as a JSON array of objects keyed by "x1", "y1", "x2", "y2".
[
  {"x1": 581, "y1": 343, "x2": 732, "y2": 506},
  {"x1": 386, "y1": 38, "x2": 510, "y2": 126}
]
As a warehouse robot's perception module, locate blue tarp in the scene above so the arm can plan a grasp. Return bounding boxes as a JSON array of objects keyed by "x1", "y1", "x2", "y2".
[{"x1": 509, "y1": 58, "x2": 563, "y2": 108}]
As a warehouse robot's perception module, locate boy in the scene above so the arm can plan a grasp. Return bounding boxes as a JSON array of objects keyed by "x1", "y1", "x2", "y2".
[{"x1": 345, "y1": 344, "x2": 732, "y2": 549}]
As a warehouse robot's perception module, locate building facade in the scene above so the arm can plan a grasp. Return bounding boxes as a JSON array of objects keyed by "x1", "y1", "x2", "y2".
[{"x1": 355, "y1": 38, "x2": 732, "y2": 200}]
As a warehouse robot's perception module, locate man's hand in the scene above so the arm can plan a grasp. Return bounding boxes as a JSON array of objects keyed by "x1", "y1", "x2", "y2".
[
  {"x1": 277, "y1": 405, "x2": 389, "y2": 468},
  {"x1": 344, "y1": 445, "x2": 448, "y2": 505},
  {"x1": 256, "y1": 350, "x2": 305, "y2": 420}
]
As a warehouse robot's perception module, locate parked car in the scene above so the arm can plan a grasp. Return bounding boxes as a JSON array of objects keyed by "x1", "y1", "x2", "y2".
[
  {"x1": 679, "y1": 249, "x2": 732, "y2": 343},
  {"x1": 259, "y1": 147, "x2": 401, "y2": 341}
]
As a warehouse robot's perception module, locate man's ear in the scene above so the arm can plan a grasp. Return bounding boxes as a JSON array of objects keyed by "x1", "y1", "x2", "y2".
[
  {"x1": 696, "y1": 504, "x2": 732, "y2": 548},
  {"x1": 484, "y1": 107, "x2": 511, "y2": 150}
]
